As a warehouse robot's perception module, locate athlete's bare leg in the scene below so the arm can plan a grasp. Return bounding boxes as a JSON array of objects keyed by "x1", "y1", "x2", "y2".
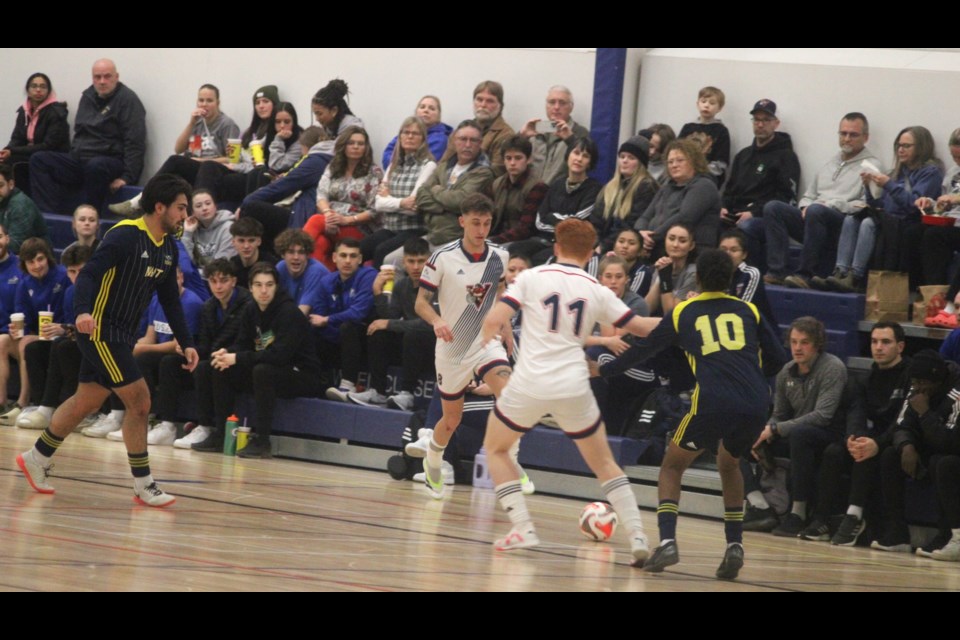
[
  {"x1": 49, "y1": 382, "x2": 112, "y2": 438},
  {"x1": 658, "y1": 440, "x2": 702, "y2": 502},
  {"x1": 111, "y1": 378, "x2": 153, "y2": 455}
]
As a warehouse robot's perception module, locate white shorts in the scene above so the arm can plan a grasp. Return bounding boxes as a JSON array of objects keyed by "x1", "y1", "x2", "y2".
[
  {"x1": 435, "y1": 339, "x2": 510, "y2": 400},
  {"x1": 494, "y1": 386, "x2": 603, "y2": 440}
]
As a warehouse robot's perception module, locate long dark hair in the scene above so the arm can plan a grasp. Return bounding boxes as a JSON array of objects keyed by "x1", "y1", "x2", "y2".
[
  {"x1": 328, "y1": 126, "x2": 373, "y2": 179},
  {"x1": 274, "y1": 102, "x2": 303, "y2": 151},
  {"x1": 241, "y1": 91, "x2": 277, "y2": 150},
  {"x1": 312, "y1": 79, "x2": 354, "y2": 134},
  {"x1": 25, "y1": 72, "x2": 53, "y2": 95}
]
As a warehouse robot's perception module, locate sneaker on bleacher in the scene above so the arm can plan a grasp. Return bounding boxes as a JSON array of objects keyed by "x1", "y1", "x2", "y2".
[
  {"x1": 386, "y1": 391, "x2": 415, "y2": 411},
  {"x1": 347, "y1": 389, "x2": 388, "y2": 406},
  {"x1": 325, "y1": 380, "x2": 356, "y2": 403}
]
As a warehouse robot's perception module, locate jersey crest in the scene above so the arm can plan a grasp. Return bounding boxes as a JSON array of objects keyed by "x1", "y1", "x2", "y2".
[{"x1": 466, "y1": 283, "x2": 493, "y2": 309}]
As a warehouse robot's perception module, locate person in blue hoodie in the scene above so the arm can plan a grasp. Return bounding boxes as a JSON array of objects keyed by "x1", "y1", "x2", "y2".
[
  {"x1": 239, "y1": 126, "x2": 332, "y2": 255},
  {"x1": 0, "y1": 221, "x2": 23, "y2": 338},
  {"x1": 274, "y1": 228, "x2": 329, "y2": 315},
  {"x1": 381, "y1": 95, "x2": 451, "y2": 167},
  {"x1": 314, "y1": 237, "x2": 376, "y2": 401},
  {"x1": 0, "y1": 237, "x2": 71, "y2": 424}
]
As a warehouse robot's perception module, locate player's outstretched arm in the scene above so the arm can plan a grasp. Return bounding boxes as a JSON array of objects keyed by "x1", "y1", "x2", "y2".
[
  {"x1": 482, "y1": 300, "x2": 516, "y2": 346},
  {"x1": 622, "y1": 315, "x2": 662, "y2": 338}
]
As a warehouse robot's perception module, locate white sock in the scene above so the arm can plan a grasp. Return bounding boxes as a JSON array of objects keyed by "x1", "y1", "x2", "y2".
[
  {"x1": 30, "y1": 448, "x2": 52, "y2": 466},
  {"x1": 603, "y1": 475, "x2": 645, "y2": 536},
  {"x1": 37, "y1": 406, "x2": 53, "y2": 419},
  {"x1": 792, "y1": 501, "x2": 807, "y2": 519},
  {"x1": 747, "y1": 491, "x2": 769, "y2": 509},
  {"x1": 426, "y1": 434, "x2": 446, "y2": 469},
  {"x1": 157, "y1": 420, "x2": 175, "y2": 430},
  {"x1": 846, "y1": 505, "x2": 864, "y2": 519},
  {"x1": 495, "y1": 481, "x2": 532, "y2": 528}
]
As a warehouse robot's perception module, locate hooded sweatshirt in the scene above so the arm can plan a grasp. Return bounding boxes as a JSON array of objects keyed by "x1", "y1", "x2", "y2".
[
  {"x1": 5, "y1": 93, "x2": 69, "y2": 157},
  {"x1": 232, "y1": 289, "x2": 320, "y2": 376},
  {"x1": 182, "y1": 209, "x2": 237, "y2": 270},
  {"x1": 722, "y1": 131, "x2": 800, "y2": 216},
  {"x1": 242, "y1": 141, "x2": 333, "y2": 231}
]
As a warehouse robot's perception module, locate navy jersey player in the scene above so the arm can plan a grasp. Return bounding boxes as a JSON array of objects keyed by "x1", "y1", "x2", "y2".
[
  {"x1": 601, "y1": 248, "x2": 785, "y2": 579},
  {"x1": 17, "y1": 174, "x2": 199, "y2": 507}
]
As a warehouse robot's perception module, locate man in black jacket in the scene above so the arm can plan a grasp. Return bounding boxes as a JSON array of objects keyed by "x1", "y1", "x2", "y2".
[
  {"x1": 201, "y1": 262, "x2": 321, "y2": 458},
  {"x1": 799, "y1": 322, "x2": 910, "y2": 546},
  {"x1": 346, "y1": 237, "x2": 436, "y2": 412},
  {"x1": 871, "y1": 350, "x2": 960, "y2": 554},
  {"x1": 29, "y1": 59, "x2": 146, "y2": 215}
]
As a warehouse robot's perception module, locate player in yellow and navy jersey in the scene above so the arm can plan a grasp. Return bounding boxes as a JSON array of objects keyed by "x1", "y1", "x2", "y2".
[
  {"x1": 598, "y1": 248, "x2": 786, "y2": 579},
  {"x1": 16, "y1": 174, "x2": 199, "y2": 509}
]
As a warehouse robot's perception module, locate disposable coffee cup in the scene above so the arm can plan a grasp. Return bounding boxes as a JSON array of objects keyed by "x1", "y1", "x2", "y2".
[
  {"x1": 250, "y1": 141, "x2": 265, "y2": 166},
  {"x1": 38, "y1": 311, "x2": 54, "y2": 341},
  {"x1": 9, "y1": 312, "x2": 24, "y2": 338},
  {"x1": 237, "y1": 426, "x2": 252, "y2": 451}
]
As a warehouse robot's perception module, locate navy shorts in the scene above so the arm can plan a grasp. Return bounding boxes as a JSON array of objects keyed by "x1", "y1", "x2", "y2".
[
  {"x1": 671, "y1": 412, "x2": 766, "y2": 458},
  {"x1": 77, "y1": 335, "x2": 143, "y2": 389}
]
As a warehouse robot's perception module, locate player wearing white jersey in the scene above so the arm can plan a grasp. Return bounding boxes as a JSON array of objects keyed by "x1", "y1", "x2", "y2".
[
  {"x1": 481, "y1": 218, "x2": 657, "y2": 566},
  {"x1": 414, "y1": 194, "x2": 520, "y2": 499}
]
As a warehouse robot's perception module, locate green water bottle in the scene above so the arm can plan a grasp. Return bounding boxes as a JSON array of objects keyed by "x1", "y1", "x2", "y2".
[{"x1": 223, "y1": 414, "x2": 240, "y2": 456}]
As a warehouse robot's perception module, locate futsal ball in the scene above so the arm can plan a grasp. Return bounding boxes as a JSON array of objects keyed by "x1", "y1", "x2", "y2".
[{"x1": 579, "y1": 502, "x2": 618, "y2": 541}]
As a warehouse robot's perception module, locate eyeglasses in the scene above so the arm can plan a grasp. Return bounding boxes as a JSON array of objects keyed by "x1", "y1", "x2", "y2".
[
  {"x1": 896, "y1": 143, "x2": 915, "y2": 150},
  {"x1": 28, "y1": 83, "x2": 48, "y2": 90},
  {"x1": 400, "y1": 131, "x2": 423, "y2": 137}
]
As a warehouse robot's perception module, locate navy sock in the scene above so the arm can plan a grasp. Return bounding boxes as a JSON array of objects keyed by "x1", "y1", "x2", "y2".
[{"x1": 657, "y1": 499, "x2": 679, "y2": 541}]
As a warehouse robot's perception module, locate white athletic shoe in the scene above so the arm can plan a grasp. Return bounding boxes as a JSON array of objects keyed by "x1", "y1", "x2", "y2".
[
  {"x1": 16, "y1": 450, "x2": 54, "y2": 494},
  {"x1": 386, "y1": 391, "x2": 415, "y2": 411},
  {"x1": 173, "y1": 425, "x2": 210, "y2": 449},
  {"x1": 932, "y1": 536, "x2": 960, "y2": 562},
  {"x1": 347, "y1": 389, "x2": 388, "y2": 406},
  {"x1": 325, "y1": 380, "x2": 357, "y2": 403},
  {"x1": 147, "y1": 422, "x2": 177, "y2": 446},
  {"x1": 106, "y1": 428, "x2": 126, "y2": 442},
  {"x1": 77, "y1": 413, "x2": 100, "y2": 431},
  {"x1": 83, "y1": 413, "x2": 121, "y2": 438},
  {"x1": 413, "y1": 460, "x2": 455, "y2": 485},
  {"x1": 519, "y1": 470, "x2": 536, "y2": 495},
  {"x1": 405, "y1": 428, "x2": 433, "y2": 458},
  {"x1": 494, "y1": 524, "x2": 540, "y2": 551},
  {"x1": 630, "y1": 532, "x2": 651, "y2": 566},
  {"x1": 0, "y1": 403, "x2": 23, "y2": 426},
  {"x1": 422, "y1": 459, "x2": 445, "y2": 499},
  {"x1": 108, "y1": 195, "x2": 142, "y2": 217},
  {"x1": 133, "y1": 481, "x2": 176, "y2": 508},
  {"x1": 16, "y1": 408, "x2": 50, "y2": 430}
]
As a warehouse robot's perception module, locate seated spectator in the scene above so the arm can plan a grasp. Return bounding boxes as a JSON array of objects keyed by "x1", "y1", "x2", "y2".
[
  {"x1": 275, "y1": 228, "x2": 329, "y2": 314},
  {"x1": 519, "y1": 85, "x2": 590, "y2": 184},
  {"x1": 382, "y1": 95, "x2": 451, "y2": 166},
  {"x1": 636, "y1": 138, "x2": 720, "y2": 256},
  {"x1": 204, "y1": 262, "x2": 321, "y2": 458},
  {"x1": 15, "y1": 244, "x2": 93, "y2": 430},
  {"x1": 29, "y1": 59, "x2": 146, "y2": 215},
  {"x1": 593, "y1": 136, "x2": 657, "y2": 251},
  {"x1": 303, "y1": 127, "x2": 383, "y2": 269},
  {"x1": 311, "y1": 79, "x2": 364, "y2": 156},
  {"x1": 509, "y1": 137, "x2": 600, "y2": 265},
  {"x1": 175, "y1": 237, "x2": 210, "y2": 303},
  {"x1": 871, "y1": 350, "x2": 960, "y2": 556},
  {"x1": 362, "y1": 118, "x2": 437, "y2": 267},
  {"x1": 0, "y1": 222, "x2": 21, "y2": 344},
  {"x1": 610, "y1": 229, "x2": 656, "y2": 297},
  {"x1": 109, "y1": 83, "x2": 240, "y2": 216},
  {"x1": 315, "y1": 238, "x2": 377, "y2": 400},
  {"x1": 130, "y1": 268, "x2": 203, "y2": 445},
  {"x1": 265, "y1": 102, "x2": 304, "y2": 175},
  {"x1": 798, "y1": 322, "x2": 910, "y2": 546},
  {"x1": 488, "y1": 135, "x2": 547, "y2": 246},
  {"x1": 182, "y1": 189, "x2": 236, "y2": 274},
  {"x1": 639, "y1": 123, "x2": 676, "y2": 186},
  {"x1": 143, "y1": 260, "x2": 251, "y2": 448},
  {"x1": 239, "y1": 126, "x2": 332, "y2": 252},
  {"x1": 918, "y1": 130, "x2": 960, "y2": 286},
  {"x1": 0, "y1": 164, "x2": 49, "y2": 253},
  {"x1": 743, "y1": 317, "x2": 847, "y2": 536},
  {"x1": 0, "y1": 238, "x2": 71, "y2": 425},
  {"x1": 228, "y1": 217, "x2": 278, "y2": 289},
  {"x1": 441, "y1": 81, "x2": 513, "y2": 174},
  {"x1": 646, "y1": 223, "x2": 698, "y2": 316},
  {"x1": 761, "y1": 113, "x2": 880, "y2": 287},
  {"x1": 721, "y1": 100, "x2": 800, "y2": 265},
  {"x1": 678, "y1": 86, "x2": 731, "y2": 186},
  {"x1": 0, "y1": 72, "x2": 69, "y2": 191},
  {"x1": 194, "y1": 85, "x2": 279, "y2": 205},
  {"x1": 506, "y1": 252, "x2": 530, "y2": 285},
  {"x1": 829, "y1": 126, "x2": 943, "y2": 292},
  {"x1": 175, "y1": 259, "x2": 252, "y2": 450},
  {"x1": 719, "y1": 228, "x2": 776, "y2": 327},
  {"x1": 66, "y1": 204, "x2": 100, "y2": 251},
  {"x1": 345, "y1": 237, "x2": 435, "y2": 411}
]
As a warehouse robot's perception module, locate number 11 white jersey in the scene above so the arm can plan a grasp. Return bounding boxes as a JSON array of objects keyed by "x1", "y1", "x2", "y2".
[{"x1": 501, "y1": 263, "x2": 636, "y2": 400}]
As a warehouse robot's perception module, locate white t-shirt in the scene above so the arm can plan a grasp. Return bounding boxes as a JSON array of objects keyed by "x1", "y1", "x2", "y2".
[
  {"x1": 419, "y1": 239, "x2": 509, "y2": 361},
  {"x1": 502, "y1": 263, "x2": 635, "y2": 400}
]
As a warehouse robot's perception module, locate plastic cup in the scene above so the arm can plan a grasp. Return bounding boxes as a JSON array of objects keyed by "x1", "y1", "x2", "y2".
[
  {"x1": 250, "y1": 141, "x2": 265, "y2": 166},
  {"x1": 227, "y1": 138, "x2": 242, "y2": 164},
  {"x1": 237, "y1": 426, "x2": 251, "y2": 451},
  {"x1": 380, "y1": 264, "x2": 396, "y2": 294}
]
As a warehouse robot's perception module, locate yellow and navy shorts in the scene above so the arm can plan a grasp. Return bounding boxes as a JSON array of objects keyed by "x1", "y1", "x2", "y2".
[
  {"x1": 77, "y1": 335, "x2": 142, "y2": 389},
  {"x1": 672, "y1": 412, "x2": 766, "y2": 459}
]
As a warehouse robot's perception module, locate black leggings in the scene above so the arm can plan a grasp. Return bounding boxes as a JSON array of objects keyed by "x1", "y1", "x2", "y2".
[
  {"x1": 814, "y1": 440, "x2": 882, "y2": 518},
  {"x1": 153, "y1": 353, "x2": 196, "y2": 422},
  {"x1": 366, "y1": 328, "x2": 435, "y2": 394}
]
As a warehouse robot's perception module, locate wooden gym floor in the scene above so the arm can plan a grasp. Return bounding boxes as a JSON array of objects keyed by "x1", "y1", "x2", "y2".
[{"x1": 1, "y1": 428, "x2": 958, "y2": 592}]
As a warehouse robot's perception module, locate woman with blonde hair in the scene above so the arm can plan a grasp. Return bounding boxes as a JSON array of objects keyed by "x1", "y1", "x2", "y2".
[{"x1": 593, "y1": 135, "x2": 658, "y2": 251}]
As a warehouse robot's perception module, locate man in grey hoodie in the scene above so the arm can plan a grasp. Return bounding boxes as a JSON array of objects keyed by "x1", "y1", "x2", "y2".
[{"x1": 763, "y1": 113, "x2": 882, "y2": 286}]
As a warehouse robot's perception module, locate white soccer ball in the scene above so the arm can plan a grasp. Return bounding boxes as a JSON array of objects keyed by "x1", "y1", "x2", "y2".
[{"x1": 579, "y1": 502, "x2": 618, "y2": 541}]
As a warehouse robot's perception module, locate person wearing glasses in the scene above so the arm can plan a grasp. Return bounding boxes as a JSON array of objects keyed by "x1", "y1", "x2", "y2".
[
  {"x1": 718, "y1": 100, "x2": 800, "y2": 275},
  {"x1": 762, "y1": 113, "x2": 882, "y2": 288}
]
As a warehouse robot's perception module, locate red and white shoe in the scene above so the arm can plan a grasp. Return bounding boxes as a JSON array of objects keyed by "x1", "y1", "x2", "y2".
[
  {"x1": 494, "y1": 524, "x2": 540, "y2": 551},
  {"x1": 16, "y1": 451, "x2": 54, "y2": 494},
  {"x1": 133, "y1": 482, "x2": 176, "y2": 508}
]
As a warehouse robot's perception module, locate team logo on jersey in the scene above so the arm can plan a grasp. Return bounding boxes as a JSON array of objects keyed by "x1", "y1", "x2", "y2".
[
  {"x1": 465, "y1": 283, "x2": 492, "y2": 309},
  {"x1": 164, "y1": 255, "x2": 173, "y2": 266},
  {"x1": 144, "y1": 266, "x2": 164, "y2": 278},
  {"x1": 141, "y1": 251, "x2": 149, "y2": 259}
]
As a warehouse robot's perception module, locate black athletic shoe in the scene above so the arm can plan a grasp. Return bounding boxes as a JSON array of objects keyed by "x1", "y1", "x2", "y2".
[
  {"x1": 191, "y1": 427, "x2": 224, "y2": 452},
  {"x1": 643, "y1": 540, "x2": 679, "y2": 573},
  {"x1": 831, "y1": 515, "x2": 866, "y2": 546},
  {"x1": 742, "y1": 505, "x2": 779, "y2": 532},
  {"x1": 799, "y1": 518, "x2": 831, "y2": 542},
  {"x1": 716, "y1": 543, "x2": 744, "y2": 580},
  {"x1": 772, "y1": 513, "x2": 805, "y2": 537},
  {"x1": 237, "y1": 434, "x2": 272, "y2": 459}
]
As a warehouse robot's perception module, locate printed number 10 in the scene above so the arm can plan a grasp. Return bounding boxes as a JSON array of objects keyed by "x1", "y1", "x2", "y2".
[{"x1": 694, "y1": 313, "x2": 746, "y2": 355}]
